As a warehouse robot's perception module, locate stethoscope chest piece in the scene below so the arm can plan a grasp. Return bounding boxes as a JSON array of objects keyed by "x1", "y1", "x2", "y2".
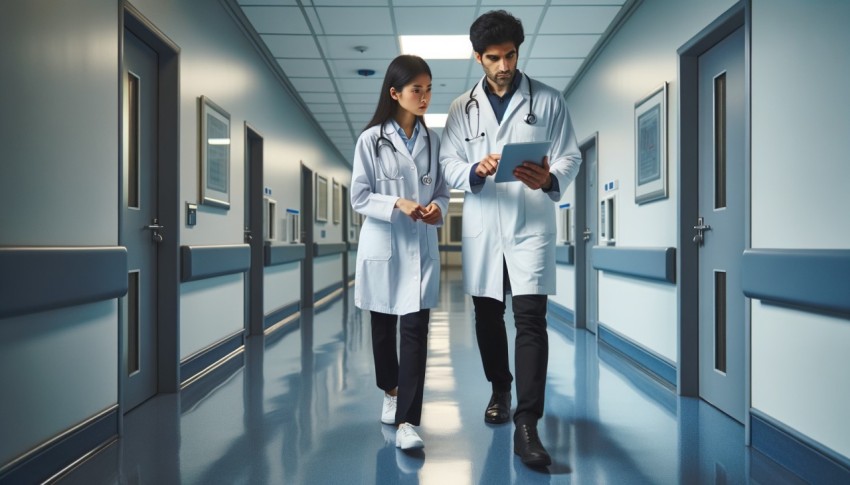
[{"x1": 421, "y1": 174, "x2": 433, "y2": 186}]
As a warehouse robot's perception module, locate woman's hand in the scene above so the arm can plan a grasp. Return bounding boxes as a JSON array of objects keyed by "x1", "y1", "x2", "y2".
[
  {"x1": 419, "y1": 203, "x2": 442, "y2": 225},
  {"x1": 395, "y1": 198, "x2": 426, "y2": 220}
]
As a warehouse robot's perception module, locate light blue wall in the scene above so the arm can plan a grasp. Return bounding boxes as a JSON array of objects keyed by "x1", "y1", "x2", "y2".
[
  {"x1": 564, "y1": 0, "x2": 737, "y2": 362},
  {"x1": 128, "y1": 0, "x2": 351, "y2": 357},
  {"x1": 0, "y1": 0, "x2": 350, "y2": 469},
  {"x1": 314, "y1": 254, "x2": 343, "y2": 296},
  {"x1": 264, "y1": 262, "x2": 301, "y2": 314},
  {"x1": 0, "y1": 0, "x2": 120, "y2": 467},
  {"x1": 750, "y1": 0, "x2": 850, "y2": 459}
]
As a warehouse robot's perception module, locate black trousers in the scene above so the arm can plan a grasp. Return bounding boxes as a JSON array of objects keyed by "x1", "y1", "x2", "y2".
[
  {"x1": 472, "y1": 262, "x2": 548, "y2": 425},
  {"x1": 370, "y1": 309, "x2": 430, "y2": 426}
]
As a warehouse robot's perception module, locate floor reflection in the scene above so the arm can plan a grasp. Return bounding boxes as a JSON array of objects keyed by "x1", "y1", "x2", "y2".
[{"x1": 61, "y1": 268, "x2": 805, "y2": 484}]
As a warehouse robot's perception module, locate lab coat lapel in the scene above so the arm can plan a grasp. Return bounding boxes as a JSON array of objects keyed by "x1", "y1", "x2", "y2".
[
  {"x1": 384, "y1": 122, "x2": 415, "y2": 164},
  {"x1": 496, "y1": 73, "x2": 529, "y2": 139},
  {"x1": 411, "y1": 121, "x2": 428, "y2": 161}
]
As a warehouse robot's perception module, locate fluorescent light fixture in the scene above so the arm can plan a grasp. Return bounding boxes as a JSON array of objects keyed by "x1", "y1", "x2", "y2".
[
  {"x1": 400, "y1": 35, "x2": 472, "y2": 59},
  {"x1": 424, "y1": 113, "x2": 448, "y2": 127},
  {"x1": 208, "y1": 138, "x2": 230, "y2": 145},
  {"x1": 449, "y1": 197, "x2": 465, "y2": 204}
]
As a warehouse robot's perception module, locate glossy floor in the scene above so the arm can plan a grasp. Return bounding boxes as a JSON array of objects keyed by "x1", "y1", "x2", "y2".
[{"x1": 60, "y1": 269, "x2": 805, "y2": 484}]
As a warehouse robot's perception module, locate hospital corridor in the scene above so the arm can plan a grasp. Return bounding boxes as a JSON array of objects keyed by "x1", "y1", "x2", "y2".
[{"x1": 56, "y1": 270, "x2": 805, "y2": 484}]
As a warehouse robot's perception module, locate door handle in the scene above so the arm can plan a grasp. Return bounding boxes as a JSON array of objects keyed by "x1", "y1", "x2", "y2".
[
  {"x1": 144, "y1": 218, "x2": 164, "y2": 243},
  {"x1": 583, "y1": 228, "x2": 592, "y2": 242},
  {"x1": 244, "y1": 227, "x2": 253, "y2": 243},
  {"x1": 693, "y1": 216, "x2": 711, "y2": 246}
]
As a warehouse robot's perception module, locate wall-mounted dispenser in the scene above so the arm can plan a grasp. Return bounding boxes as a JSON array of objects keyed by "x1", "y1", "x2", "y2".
[
  {"x1": 263, "y1": 197, "x2": 277, "y2": 241},
  {"x1": 286, "y1": 209, "x2": 300, "y2": 243},
  {"x1": 600, "y1": 195, "x2": 616, "y2": 246}
]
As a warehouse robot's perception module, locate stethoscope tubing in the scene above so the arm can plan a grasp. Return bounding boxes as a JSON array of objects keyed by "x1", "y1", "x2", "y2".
[
  {"x1": 464, "y1": 72, "x2": 536, "y2": 142},
  {"x1": 374, "y1": 121, "x2": 433, "y2": 185}
]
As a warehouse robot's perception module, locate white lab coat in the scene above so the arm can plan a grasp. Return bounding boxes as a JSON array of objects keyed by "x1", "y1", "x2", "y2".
[
  {"x1": 350, "y1": 121, "x2": 450, "y2": 315},
  {"x1": 440, "y1": 74, "x2": 582, "y2": 299}
]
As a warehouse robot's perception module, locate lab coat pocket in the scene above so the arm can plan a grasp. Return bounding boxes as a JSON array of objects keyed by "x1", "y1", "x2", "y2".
[
  {"x1": 361, "y1": 220, "x2": 393, "y2": 261},
  {"x1": 513, "y1": 124, "x2": 549, "y2": 146},
  {"x1": 522, "y1": 189, "x2": 555, "y2": 235},
  {"x1": 462, "y1": 195, "x2": 483, "y2": 238},
  {"x1": 427, "y1": 225, "x2": 440, "y2": 260}
]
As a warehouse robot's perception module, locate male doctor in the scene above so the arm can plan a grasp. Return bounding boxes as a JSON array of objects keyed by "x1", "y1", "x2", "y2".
[{"x1": 440, "y1": 10, "x2": 582, "y2": 467}]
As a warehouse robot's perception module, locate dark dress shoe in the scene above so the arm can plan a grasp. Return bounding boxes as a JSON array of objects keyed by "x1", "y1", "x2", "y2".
[
  {"x1": 484, "y1": 391, "x2": 511, "y2": 424},
  {"x1": 514, "y1": 423, "x2": 551, "y2": 467}
]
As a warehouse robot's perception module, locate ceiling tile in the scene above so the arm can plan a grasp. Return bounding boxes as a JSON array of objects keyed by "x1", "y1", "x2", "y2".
[
  {"x1": 308, "y1": 103, "x2": 344, "y2": 114},
  {"x1": 551, "y1": 0, "x2": 625, "y2": 4},
  {"x1": 538, "y1": 6, "x2": 621, "y2": 34},
  {"x1": 394, "y1": 7, "x2": 476, "y2": 35},
  {"x1": 317, "y1": 35, "x2": 399, "y2": 59},
  {"x1": 524, "y1": 58, "x2": 583, "y2": 77},
  {"x1": 238, "y1": 0, "x2": 296, "y2": 4},
  {"x1": 328, "y1": 59, "x2": 390, "y2": 79},
  {"x1": 318, "y1": 121, "x2": 351, "y2": 130},
  {"x1": 241, "y1": 6, "x2": 311, "y2": 34},
  {"x1": 394, "y1": 0, "x2": 476, "y2": 4},
  {"x1": 288, "y1": 77, "x2": 335, "y2": 92},
  {"x1": 315, "y1": 7, "x2": 394, "y2": 35},
  {"x1": 313, "y1": 113, "x2": 348, "y2": 122},
  {"x1": 497, "y1": 6, "x2": 544, "y2": 32},
  {"x1": 261, "y1": 34, "x2": 321, "y2": 58},
  {"x1": 336, "y1": 77, "x2": 384, "y2": 93},
  {"x1": 345, "y1": 103, "x2": 377, "y2": 114},
  {"x1": 301, "y1": 92, "x2": 338, "y2": 103},
  {"x1": 348, "y1": 113, "x2": 372, "y2": 123},
  {"x1": 312, "y1": 0, "x2": 387, "y2": 4},
  {"x1": 340, "y1": 92, "x2": 379, "y2": 104},
  {"x1": 532, "y1": 76, "x2": 573, "y2": 92},
  {"x1": 424, "y1": 59, "x2": 475, "y2": 81},
  {"x1": 276, "y1": 58, "x2": 330, "y2": 77},
  {"x1": 480, "y1": 0, "x2": 544, "y2": 4},
  {"x1": 324, "y1": 129, "x2": 354, "y2": 137},
  {"x1": 528, "y1": 34, "x2": 600, "y2": 58}
]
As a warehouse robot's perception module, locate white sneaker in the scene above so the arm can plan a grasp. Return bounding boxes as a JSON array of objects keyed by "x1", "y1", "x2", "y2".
[
  {"x1": 395, "y1": 423, "x2": 424, "y2": 450},
  {"x1": 381, "y1": 393, "x2": 397, "y2": 425}
]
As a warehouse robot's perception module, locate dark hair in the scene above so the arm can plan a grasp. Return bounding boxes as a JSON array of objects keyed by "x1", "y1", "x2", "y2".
[
  {"x1": 469, "y1": 10, "x2": 525, "y2": 55},
  {"x1": 364, "y1": 55, "x2": 432, "y2": 132}
]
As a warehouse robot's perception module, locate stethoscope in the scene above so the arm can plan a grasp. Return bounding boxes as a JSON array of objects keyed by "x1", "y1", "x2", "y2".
[
  {"x1": 464, "y1": 72, "x2": 536, "y2": 142},
  {"x1": 374, "y1": 121, "x2": 433, "y2": 185}
]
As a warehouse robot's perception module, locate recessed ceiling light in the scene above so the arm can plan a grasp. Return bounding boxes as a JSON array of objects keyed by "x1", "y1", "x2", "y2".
[
  {"x1": 424, "y1": 113, "x2": 447, "y2": 128},
  {"x1": 399, "y1": 35, "x2": 472, "y2": 60}
]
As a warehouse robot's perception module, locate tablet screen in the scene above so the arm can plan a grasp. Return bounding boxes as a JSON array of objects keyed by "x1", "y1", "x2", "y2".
[{"x1": 494, "y1": 140, "x2": 553, "y2": 183}]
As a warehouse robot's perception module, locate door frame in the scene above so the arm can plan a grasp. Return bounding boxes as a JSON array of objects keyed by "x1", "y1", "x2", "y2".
[
  {"x1": 120, "y1": 3, "x2": 181, "y2": 416},
  {"x1": 575, "y1": 132, "x2": 599, "y2": 333},
  {"x1": 244, "y1": 123, "x2": 264, "y2": 336},
  {"x1": 300, "y1": 163, "x2": 314, "y2": 308},
  {"x1": 677, "y1": 0, "x2": 750, "y2": 437}
]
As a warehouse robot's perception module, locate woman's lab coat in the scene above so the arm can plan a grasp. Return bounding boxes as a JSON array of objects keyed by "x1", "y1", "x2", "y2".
[
  {"x1": 350, "y1": 121, "x2": 450, "y2": 315},
  {"x1": 440, "y1": 74, "x2": 582, "y2": 300}
]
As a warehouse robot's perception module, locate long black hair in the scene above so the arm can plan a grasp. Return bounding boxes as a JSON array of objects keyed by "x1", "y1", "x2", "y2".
[{"x1": 363, "y1": 55, "x2": 432, "y2": 133}]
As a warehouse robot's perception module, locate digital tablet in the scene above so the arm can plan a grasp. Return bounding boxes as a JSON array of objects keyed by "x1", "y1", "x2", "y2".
[{"x1": 494, "y1": 140, "x2": 553, "y2": 183}]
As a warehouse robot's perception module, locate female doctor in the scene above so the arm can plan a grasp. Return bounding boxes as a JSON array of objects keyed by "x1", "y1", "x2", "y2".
[{"x1": 350, "y1": 55, "x2": 449, "y2": 451}]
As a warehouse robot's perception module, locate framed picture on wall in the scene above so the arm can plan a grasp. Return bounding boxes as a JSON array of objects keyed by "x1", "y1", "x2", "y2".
[
  {"x1": 315, "y1": 174, "x2": 328, "y2": 222},
  {"x1": 332, "y1": 179, "x2": 341, "y2": 224},
  {"x1": 634, "y1": 83, "x2": 668, "y2": 204},
  {"x1": 199, "y1": 95, "x2": 231, "y2": 209}
]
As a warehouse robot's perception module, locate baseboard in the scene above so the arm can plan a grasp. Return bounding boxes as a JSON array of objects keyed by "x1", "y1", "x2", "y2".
[
  {"x1": 751, "y1": 410, "x2": 850, "y2": 484},
  {"x1": 547, "y1": 300, "x2": 575, "y2": 325},
  {"x1": 598, "y1": 324, "x2": 677, "y2": 388},
  {"x1": 0, "y1": 406, "x2": 118, "y2": 485},
  {"x1": 264, "y1": 301, "x2": 300, "y2": 330},
  {"x1": 180, "y1": 331, "x2": 244, "y2": 386}
]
